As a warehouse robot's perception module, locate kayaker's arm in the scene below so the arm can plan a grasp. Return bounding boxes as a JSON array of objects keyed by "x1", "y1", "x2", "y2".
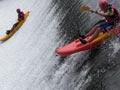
[
  {"x1": 95, "y1": 11, "x2": 114, "y2": 17},
  {"x1": 91, "y1": 7, "x2": 114, "y2": 17}
]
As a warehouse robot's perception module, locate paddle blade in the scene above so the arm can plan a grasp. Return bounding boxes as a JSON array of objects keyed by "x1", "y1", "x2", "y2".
[{"x1": 80, "y1": 5, "x2": 91, "y2": 12}]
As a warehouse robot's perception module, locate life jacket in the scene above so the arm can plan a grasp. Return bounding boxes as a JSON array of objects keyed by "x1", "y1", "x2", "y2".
[{"x1": 105, "y1": 5, "x2": 120, "y2": 23}]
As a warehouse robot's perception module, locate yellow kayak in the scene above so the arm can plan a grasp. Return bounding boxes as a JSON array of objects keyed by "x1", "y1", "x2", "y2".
[{"x1": 0, "y1": 11, "x2": 30, "y2": 42}]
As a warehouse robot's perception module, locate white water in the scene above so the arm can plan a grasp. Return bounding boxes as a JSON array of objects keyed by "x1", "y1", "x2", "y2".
[
  {"x1": 0, "y1": 0, "x2": 60, "y2": 90},
  {"x1": 0, "y1": 0, "x2": 119, "y2": 90}
]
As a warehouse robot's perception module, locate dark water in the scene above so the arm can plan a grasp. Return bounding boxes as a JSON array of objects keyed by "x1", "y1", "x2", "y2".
[{"x1": 53, "y1": 0, "x2": 120, "y2": 90}]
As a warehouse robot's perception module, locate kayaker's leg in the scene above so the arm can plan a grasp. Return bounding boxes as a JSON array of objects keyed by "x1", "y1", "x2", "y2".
[
  {"x1": 79, "y1": 26, "x2": 97, "y2": 39},
  {"x1": 6, "y1": 22, "x2": 19, "y2": 35},
  {"x1": 85, "y1": 26, "x2": 98, "y2": 37},
  {"x1": 12, "y1": 22, "x2": 19, "y2": 29},
  {"x1": 9, "y1": 22, "x2": 19, "y2": 32},
  {"x1": 88, "y1": 28, "x2": 101, "y2": 42},
  {"x1": 79, "y1": 26, "x2": 101, "y2": 44},
  {"x1": 79, "y1": 26, "x2": 100, "y2": 44}
]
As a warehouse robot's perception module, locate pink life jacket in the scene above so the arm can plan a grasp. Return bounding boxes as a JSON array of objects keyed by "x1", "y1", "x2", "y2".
[{"x1": 105, "y1": 5, "x2": 120, "y2": 23}]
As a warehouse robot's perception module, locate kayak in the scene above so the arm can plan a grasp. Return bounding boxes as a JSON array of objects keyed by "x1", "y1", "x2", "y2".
[
  {"x1": 56, "y1": 24, "x2": 120, "y2": 56},
  {"x1": 0, "y1": 11, "x2": 30, "y2": 42}
]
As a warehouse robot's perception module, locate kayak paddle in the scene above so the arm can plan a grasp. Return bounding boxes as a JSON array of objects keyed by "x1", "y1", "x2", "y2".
[{"x1": 80, "y1": 5, "x2": 94, "y2": 12}]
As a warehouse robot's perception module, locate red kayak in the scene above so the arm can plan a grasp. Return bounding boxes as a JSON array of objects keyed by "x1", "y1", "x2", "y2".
[{"x1": 56, "y1": 25, "x2": 120, "y2": 56}]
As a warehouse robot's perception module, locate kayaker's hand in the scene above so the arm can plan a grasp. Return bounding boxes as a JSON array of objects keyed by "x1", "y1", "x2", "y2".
[
  {"x1": 91, "y1": 10, "x2": 98, "y2": 14},
  {"x1": 94, "y1": 10, "x2": 98, "y2": 14},
  {"x1": 90, "y1": 10, "x2": 94, "y2": 13}
]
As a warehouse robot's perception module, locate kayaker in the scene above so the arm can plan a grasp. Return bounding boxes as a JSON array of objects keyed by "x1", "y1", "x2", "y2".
[
  {"x1": 6, "y1": 9, "x2": 25, "y2": 34},
  {"x1": 79, "y1": 0, "x2": 120, "y2": 44},
  {"x1": 16, "y1": 8, "x2": 25, "y2": 21}
]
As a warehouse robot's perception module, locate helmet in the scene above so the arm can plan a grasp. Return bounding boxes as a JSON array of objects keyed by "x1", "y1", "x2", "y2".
[
  {"x1": 99, "y1": 0, "x2": 109, "y2": 11},
  {"x1": 16, "y1": 8, "x2": 21, "y2": 13}
]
